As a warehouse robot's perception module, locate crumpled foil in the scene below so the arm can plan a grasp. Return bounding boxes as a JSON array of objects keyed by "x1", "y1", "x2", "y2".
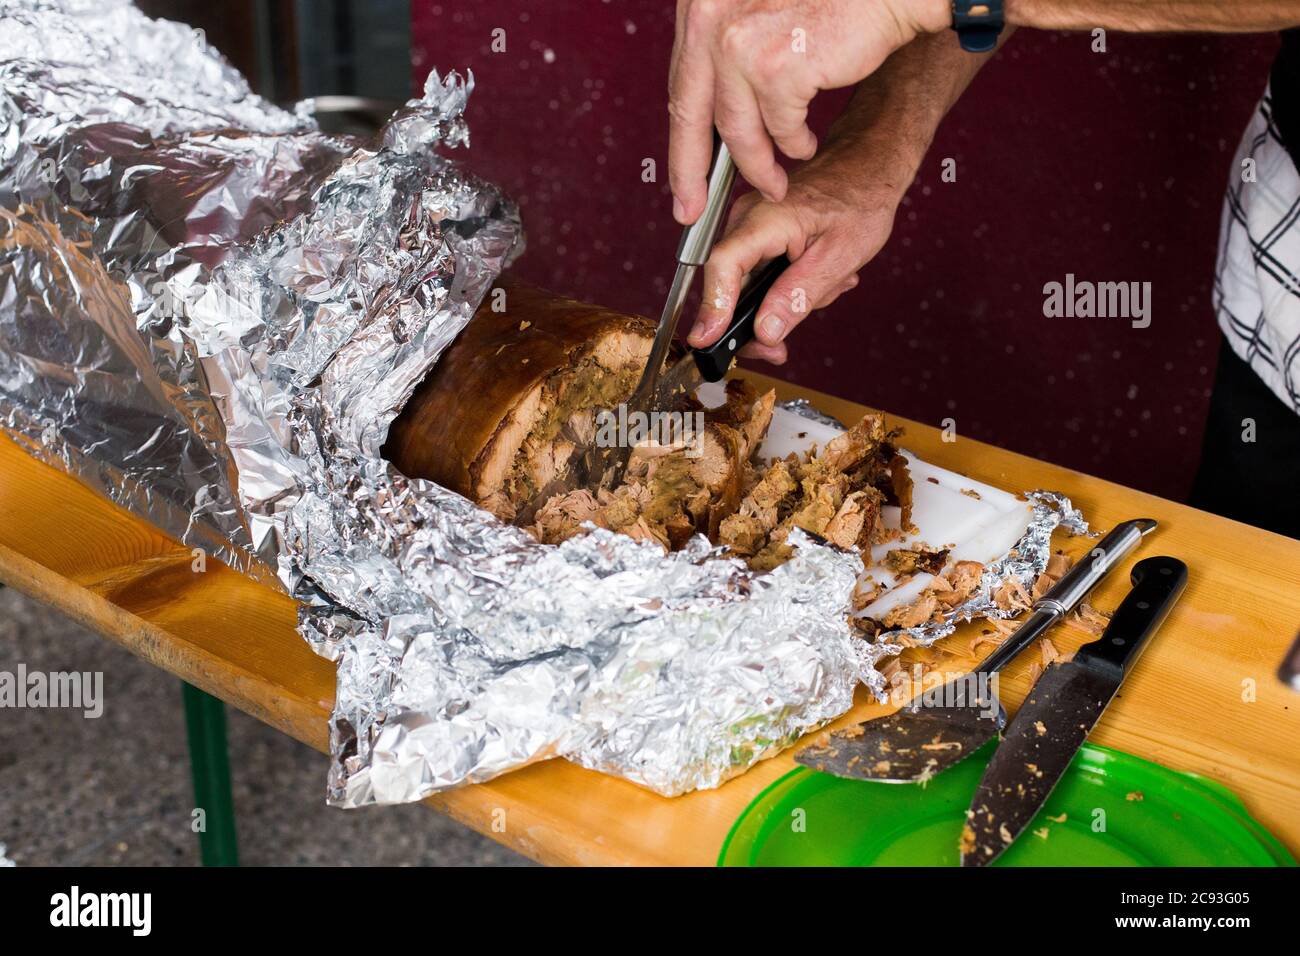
[
  {"x1": 776, "y1": 397, "x2": 851, "y2": 431},
  {"x1": 0, "y1": 0, "x2": 1087, "y2": 806}
]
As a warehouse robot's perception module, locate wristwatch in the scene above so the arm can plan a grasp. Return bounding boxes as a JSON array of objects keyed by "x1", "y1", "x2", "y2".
[{"x1": 951, "y1": 0, "x2": 1004, "y2": 53}]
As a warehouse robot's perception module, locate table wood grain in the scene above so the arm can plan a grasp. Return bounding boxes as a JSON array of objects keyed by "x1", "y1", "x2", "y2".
[{"x1": 2, "y1": 370, "x2": 1298, "y2": 865}]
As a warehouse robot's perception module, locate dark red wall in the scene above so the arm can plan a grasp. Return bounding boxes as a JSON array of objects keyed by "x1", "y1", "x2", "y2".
[{"x1": 411, "y1": 2, "x2": 1277, "y2": 501}]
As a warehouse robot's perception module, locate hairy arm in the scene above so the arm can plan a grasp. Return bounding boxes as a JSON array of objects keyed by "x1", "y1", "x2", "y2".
[
  {"x1": 827, "y1": 28, "x2": 1003, "y2": 191},
  {"x1": 1003, "y1": 0, "x2": 1300, "y2": 32}
]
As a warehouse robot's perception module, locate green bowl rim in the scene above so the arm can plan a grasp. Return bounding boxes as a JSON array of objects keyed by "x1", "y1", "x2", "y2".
[{"x1": 716, "y1": 742, "x2": 1297, "y2": 867}]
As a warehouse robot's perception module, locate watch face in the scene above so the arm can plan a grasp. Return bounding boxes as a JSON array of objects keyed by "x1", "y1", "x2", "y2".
[
  {"x1": 953, "y1": 0, "x2": 1005, "y2": 53},
  {"x1": 957, "y1": 26, "x2": 1004, "y2": 54}
]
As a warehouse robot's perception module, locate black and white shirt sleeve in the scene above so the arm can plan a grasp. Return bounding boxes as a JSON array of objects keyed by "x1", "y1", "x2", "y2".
[{"x1": 1215, "y1": 82, "x2": 1300, "y2": 416}]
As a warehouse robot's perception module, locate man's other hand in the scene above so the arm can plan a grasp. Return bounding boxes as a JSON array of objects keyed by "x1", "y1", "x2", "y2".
[
  {"x1": 686, "y1": 141, "x2": 904, "y2": 365},
  {"x1": 668, "y1": 0, "x2": 948, "y2": 223}
]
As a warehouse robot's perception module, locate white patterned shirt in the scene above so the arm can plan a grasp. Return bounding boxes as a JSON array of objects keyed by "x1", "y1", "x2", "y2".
[{"x1": 1216, "y1": 84, "x2": 1300, "y2": 414}]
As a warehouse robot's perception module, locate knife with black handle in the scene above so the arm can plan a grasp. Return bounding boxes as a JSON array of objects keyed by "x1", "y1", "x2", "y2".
[
  {"x1": 795, "y1": 518, "x2": 1158, "y2": 783},
  {"x1": 652, "y1": 255, "x2": 790, "y2": 402},
  {"x1": 961, "y1": 555, "x2": 1189, "y2": 866}
]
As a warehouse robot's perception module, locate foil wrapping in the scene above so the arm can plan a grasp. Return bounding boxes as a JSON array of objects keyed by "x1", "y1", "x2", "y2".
[{"x1": 0, "y1": 0, "x2": 1088, "y2": 807}]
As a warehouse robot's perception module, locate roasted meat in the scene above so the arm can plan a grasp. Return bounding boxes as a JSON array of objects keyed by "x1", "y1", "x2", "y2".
[
  {"x1": 530, "y1": 379, "x2": 775, "y2": 550},
  {"x1": 384, "y1": 279, "x2": 655, "y2": 522},
  {"x1": 530, "y1": 381, "x2": 908, "y2": 570},
  {"x1": 386, "y1": 279, "x2": 910, "y2": 571}
]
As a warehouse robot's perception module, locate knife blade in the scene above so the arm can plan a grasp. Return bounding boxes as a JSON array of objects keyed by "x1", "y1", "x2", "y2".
[
  {"x1": 961, "y1": 554, "x2": 1188, "y2": 866},
  {"x1": 586, "y1": 134, "x2": 736, "y2": 491}
]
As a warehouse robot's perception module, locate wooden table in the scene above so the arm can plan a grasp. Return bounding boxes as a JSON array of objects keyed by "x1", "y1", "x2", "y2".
[{"x1": 3, "y1": 371, "x2": 1299, "y2": 866}]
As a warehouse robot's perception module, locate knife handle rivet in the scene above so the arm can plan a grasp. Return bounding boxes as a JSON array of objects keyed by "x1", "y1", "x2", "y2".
[
  {"x1": 1112, "y1": 636, "x2": 1126, "y2": 645},
  {"x1": 727, "y1": 338, "x2": 737, "y2": 351},
  {"x1": 1136, "y1": 600, "x2": 1150, "y2": 610}
]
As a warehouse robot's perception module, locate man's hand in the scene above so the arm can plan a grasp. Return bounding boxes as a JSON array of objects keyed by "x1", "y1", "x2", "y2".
[
  {"x1": 686, "y1": 147, "x2": 899, "y2": 364},
  {"x1": 685, "y1": 31, "x2": 1002, "y2": 364},
  {"x1": 671, "y1": 0, "x2": 1300, "y2": 365},
  {"x1": 668, "y1": 0, "x2": 950, "y2": 224}
]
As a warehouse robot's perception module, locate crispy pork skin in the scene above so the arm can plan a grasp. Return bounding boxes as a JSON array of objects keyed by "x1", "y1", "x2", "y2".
[{"x1": 384, "y1": 278, "x2": 655, "y2": 521}]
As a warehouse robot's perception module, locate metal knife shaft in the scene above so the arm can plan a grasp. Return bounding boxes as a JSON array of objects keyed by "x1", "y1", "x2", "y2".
[
  {"x1": 634, "y1": 136, "x2": 736, "y2": 407},
  {"x1": 977, "y1": 607, "x2": 1059, "y2": 675},
  {"x1": 627, "y1": 262, "x2": 696, "y2": 411},
  {"x1": 633, "y1": 136, "x2": 736, "y2": 408},
  {"x1": 597, "y1": 139, "x2": 737, "y2": 491},
  {"x1": 1032, "y1": 517, "x2": 1156, "y2": 618},
  {"x1": 677, "y1": 138, "x2": 736, "y2": 266}
]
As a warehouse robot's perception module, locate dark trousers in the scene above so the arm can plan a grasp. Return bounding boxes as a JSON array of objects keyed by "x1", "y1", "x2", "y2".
[{"x1": 1190, "y1": 337, "x2": 1300, "y2": 541}]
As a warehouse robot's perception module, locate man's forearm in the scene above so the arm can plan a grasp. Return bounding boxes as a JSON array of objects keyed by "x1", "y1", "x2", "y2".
[
  {"x1": 818, "y1": 31, "x2": 1005, "y2": 198},
  {"x1": 844, "y1": 0, "x2": 1300, "y2": 196},
  {"x1": 1005, "y1": 0, "x2": 1300, "y2": 32}
]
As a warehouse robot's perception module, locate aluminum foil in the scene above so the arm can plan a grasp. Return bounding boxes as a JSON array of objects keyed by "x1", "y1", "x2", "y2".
[
  {"x1": 0, "y1": 0, "x2": 322, "y2": 585},
  {"x1": 776, "y1": 397, "x2": 850, "y2": 430},
  {"x1": 0, "y1": 0, "x2": 1088, "y2": 807}
]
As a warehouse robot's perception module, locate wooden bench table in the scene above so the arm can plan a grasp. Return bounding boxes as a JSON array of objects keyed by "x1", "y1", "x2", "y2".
[{"x1": 3, "y1": 371, "x2": 1299, "y2": 866}]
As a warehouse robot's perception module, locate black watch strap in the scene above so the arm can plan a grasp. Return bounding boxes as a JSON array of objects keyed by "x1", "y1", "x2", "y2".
[{"x1": 951, "y1": 0, "x2": 1004, "y2": 53}]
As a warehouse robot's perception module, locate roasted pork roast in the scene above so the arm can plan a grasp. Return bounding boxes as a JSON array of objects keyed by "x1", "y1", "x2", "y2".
[
  {"x1": 384, "y1": 279, "x2": 910, "y2": 569},
  {"x1": 385, "y1": 279, "x2": 655, "y2": 523}
]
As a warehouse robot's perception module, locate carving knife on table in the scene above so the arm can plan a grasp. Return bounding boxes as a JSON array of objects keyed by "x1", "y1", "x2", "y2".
[
  {"x1": 961, "y1": 554, "x2": 1189, "y2": 867},
  {"x1": 795, "y1": 518, "x2": 1159, "y2": 782},
  {"x1": 585, "y1": 134, "x2": 787, "y2": 489}
]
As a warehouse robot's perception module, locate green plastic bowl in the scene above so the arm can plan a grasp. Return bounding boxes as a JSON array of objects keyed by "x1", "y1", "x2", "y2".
[{"x1": 718, "y1": 743, "x2": 1295, "y2": 867}]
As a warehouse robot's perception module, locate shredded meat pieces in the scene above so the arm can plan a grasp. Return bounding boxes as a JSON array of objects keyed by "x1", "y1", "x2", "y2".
[
  {"x1": 526, "y1": 385, "x2": 899, "y2": 572},
  {"x1": 884, "y1": 547, "x2": 951, "y2": 577}
]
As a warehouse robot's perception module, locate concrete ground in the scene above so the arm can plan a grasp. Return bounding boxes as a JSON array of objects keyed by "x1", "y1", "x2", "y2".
[{"x1": 0, "y1": 586, "x2": 532, "y2": 866}]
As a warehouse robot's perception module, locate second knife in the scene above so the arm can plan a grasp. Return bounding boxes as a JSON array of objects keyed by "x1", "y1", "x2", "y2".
[
  {"x1": 961, "y1": 554, "x2": 1190, "y2": 866},
  {"x1": 795, "y1": 518, "x2": 1158, "y2": 782}
]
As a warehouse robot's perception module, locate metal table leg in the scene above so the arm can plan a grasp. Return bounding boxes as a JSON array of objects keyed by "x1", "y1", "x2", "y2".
[{"x1": 181, "y1": 682, "x2": 239, "y2": 866}]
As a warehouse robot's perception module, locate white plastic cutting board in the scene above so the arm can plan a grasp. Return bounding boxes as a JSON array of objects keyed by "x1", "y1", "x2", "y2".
[{"x1": 697, "y1": 383, "x2": 1033, "y2": 615}]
